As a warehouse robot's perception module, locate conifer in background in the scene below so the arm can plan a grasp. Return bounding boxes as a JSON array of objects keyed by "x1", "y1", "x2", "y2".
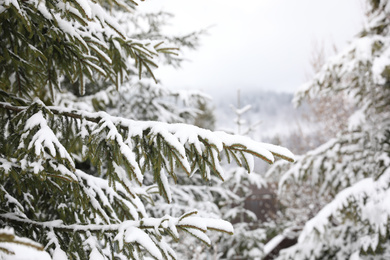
[
  {"x1": 216, "y1": 94, "x2": 268, "y2": 259},
  {"x1": 0, "y1": 0, "x2": 294, "y2": 259},
  {"x1": 266, "y1": 0, "x2": 390, "y2": 259}
]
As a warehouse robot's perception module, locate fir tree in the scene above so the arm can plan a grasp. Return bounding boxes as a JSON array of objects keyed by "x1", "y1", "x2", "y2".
[
  {"x1": 266, "y1": 0, "x2": 390, "y2": 259},
  {"x1": 0, "y1": 0, "x2": 294, "y2": 259},
  {"x1": 216, "y1": 91, "x2": 267, "y2": 260}
]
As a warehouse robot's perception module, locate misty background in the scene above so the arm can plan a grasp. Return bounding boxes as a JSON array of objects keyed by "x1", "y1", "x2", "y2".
[{"x1": 139, "y1": 0, "x2": 364, "y2": 94}]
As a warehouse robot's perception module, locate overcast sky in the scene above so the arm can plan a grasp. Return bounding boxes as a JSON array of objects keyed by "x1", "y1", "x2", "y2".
[{"x1": 139, "y1": 0, "x2": 365, "y2": 95}]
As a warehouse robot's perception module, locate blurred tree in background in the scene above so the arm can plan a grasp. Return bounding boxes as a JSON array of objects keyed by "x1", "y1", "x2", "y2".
[{"x1": 266, "y1": 0, "x2": 390, "y2": 259}]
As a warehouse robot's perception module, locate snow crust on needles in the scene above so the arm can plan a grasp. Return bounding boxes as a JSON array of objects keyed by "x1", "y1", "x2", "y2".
[
  {"x1": 299, "y1": 167, "x2": 390, "y2": 250},
  {"x1": 50, "y1": 105, "x2": 295, "y2": 168},
  {"x1": 0, "y1": 228, "x2": 51, "y2": 260},
  {"x1": 0, "y1": 99, "x2": 294, "y2": 260},
  {"x1": 22, "y1": 111, "x2": 75, "y2": 169}
]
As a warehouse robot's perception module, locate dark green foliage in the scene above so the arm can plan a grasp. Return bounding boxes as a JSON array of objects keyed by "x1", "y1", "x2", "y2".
[{"x1": 0, "y1": 0, "x2": 295, "y2": 258}]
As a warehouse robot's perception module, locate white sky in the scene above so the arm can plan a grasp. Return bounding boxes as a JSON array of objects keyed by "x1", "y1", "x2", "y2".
[{"x1": 139, "y1": 0, "x2": 365, "y2": 94}]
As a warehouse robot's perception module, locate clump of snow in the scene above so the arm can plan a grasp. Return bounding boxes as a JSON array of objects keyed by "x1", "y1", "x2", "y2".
[
  {"x1": 372, "y1": 44, "x2": 390, "y2": 84},
  {"x1": 263, "y1": 234, "x2": 284, "y2": 256},
  {"x1": 0, "y1": 228, "x2": 51, "y2": 260}
]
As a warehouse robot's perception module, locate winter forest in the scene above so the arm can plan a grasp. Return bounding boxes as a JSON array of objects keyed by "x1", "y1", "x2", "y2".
[{"x1": 0, "y1": 0, "x2": 389, "y2": 259}]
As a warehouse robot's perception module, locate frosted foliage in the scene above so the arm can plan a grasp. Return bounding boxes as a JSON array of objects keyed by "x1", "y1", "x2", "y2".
[
  {"x1": 50, "y1": 61, "x2": 275, "y2": 258},
  {"x1": 269, "y1": 1, "x2": 390, "y2": 259},
  {"x1": 0, "y1": 0, "x2": 174, "y2": 96},
  {"x1": 0, "y1": 100, "x2": 293, "y2": 259},
  {"x1": 141, "y1": 94, "x2": 274, "y2": 259},
  {"x1": 56, "y1": 83, "x2": 210, "y2": 125},
  {"x1": 0, "y1": 228, "x2": 51, "y2": 260},
  {"x1": 0, "y1": 0, "x2": 295, "y2": 258},
  {"x1": 279, "y1": 170, "x2": 390, "y2": 260}
]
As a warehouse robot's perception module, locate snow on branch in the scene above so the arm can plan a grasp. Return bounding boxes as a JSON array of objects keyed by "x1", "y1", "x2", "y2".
[
  {"x1": 281, "y1": 167, "x2": 390, "y2": 259},
  {"x1": 0, "y1": 99, "x2": 294, "y2": 258},
  {"x1": 0, "y1": 101, "x2": 295, "y2": 182},
  {"x1": 273, "y1": 131, "x2": 371, "y2": 196},
  {"x1": 75, "y1": 169, "x2": 147, "y2": 222},
  {"x1": 0, "y1": 210, "x2": 233, "y2": 259},
  {"x1": 0, "y1": 227, "x2": 50, "y2": 259},
  {"x1": 0, "y1": 0, "x2": 176, "y2": 95},
  {"x1": 56, "y1": 104, "x2": 294, "y2": 168}
]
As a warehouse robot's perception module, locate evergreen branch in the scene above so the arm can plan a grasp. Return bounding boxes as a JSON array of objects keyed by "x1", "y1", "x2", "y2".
[
  {"x1": 0, "y1": 213, "x2": 232, "y2": 237},
  {"x1": 46, "y1": 173, "x2": 76, "y2": 183},
  {"x1": 0, "y1": 246, "x2": 14, "y2": 255},
  {"x1": 0, "y1": 213, "x2": 152, "y2": 233},
  {"x1": 0, "y1": 232, "x2": 44, "y2": 252},
  {"x1": 0, "y1": 102, "x2": 295, "y2": 183},
  {"x1": 0, "y1": 102, "x2": 24, "y2": 114},
  {"x1": 0, "y1": 90, "x2": 29, "y2": 106},
  {"x1": 229, "y1": 146, "x2": 273, "y2": 165}
]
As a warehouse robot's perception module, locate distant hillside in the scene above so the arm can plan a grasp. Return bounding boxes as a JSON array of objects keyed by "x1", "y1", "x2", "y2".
[{"x1": 211, "y1": 89, "x2": 309, "y2": 142}]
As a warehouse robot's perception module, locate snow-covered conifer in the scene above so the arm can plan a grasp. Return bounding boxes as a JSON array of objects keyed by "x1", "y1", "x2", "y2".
[
  {"x1": 267, "y1": 0, "x2": 390, "y2": 259},
  {"x1": 0, "y1": 0, "x2": 294, "y2": 259}
]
